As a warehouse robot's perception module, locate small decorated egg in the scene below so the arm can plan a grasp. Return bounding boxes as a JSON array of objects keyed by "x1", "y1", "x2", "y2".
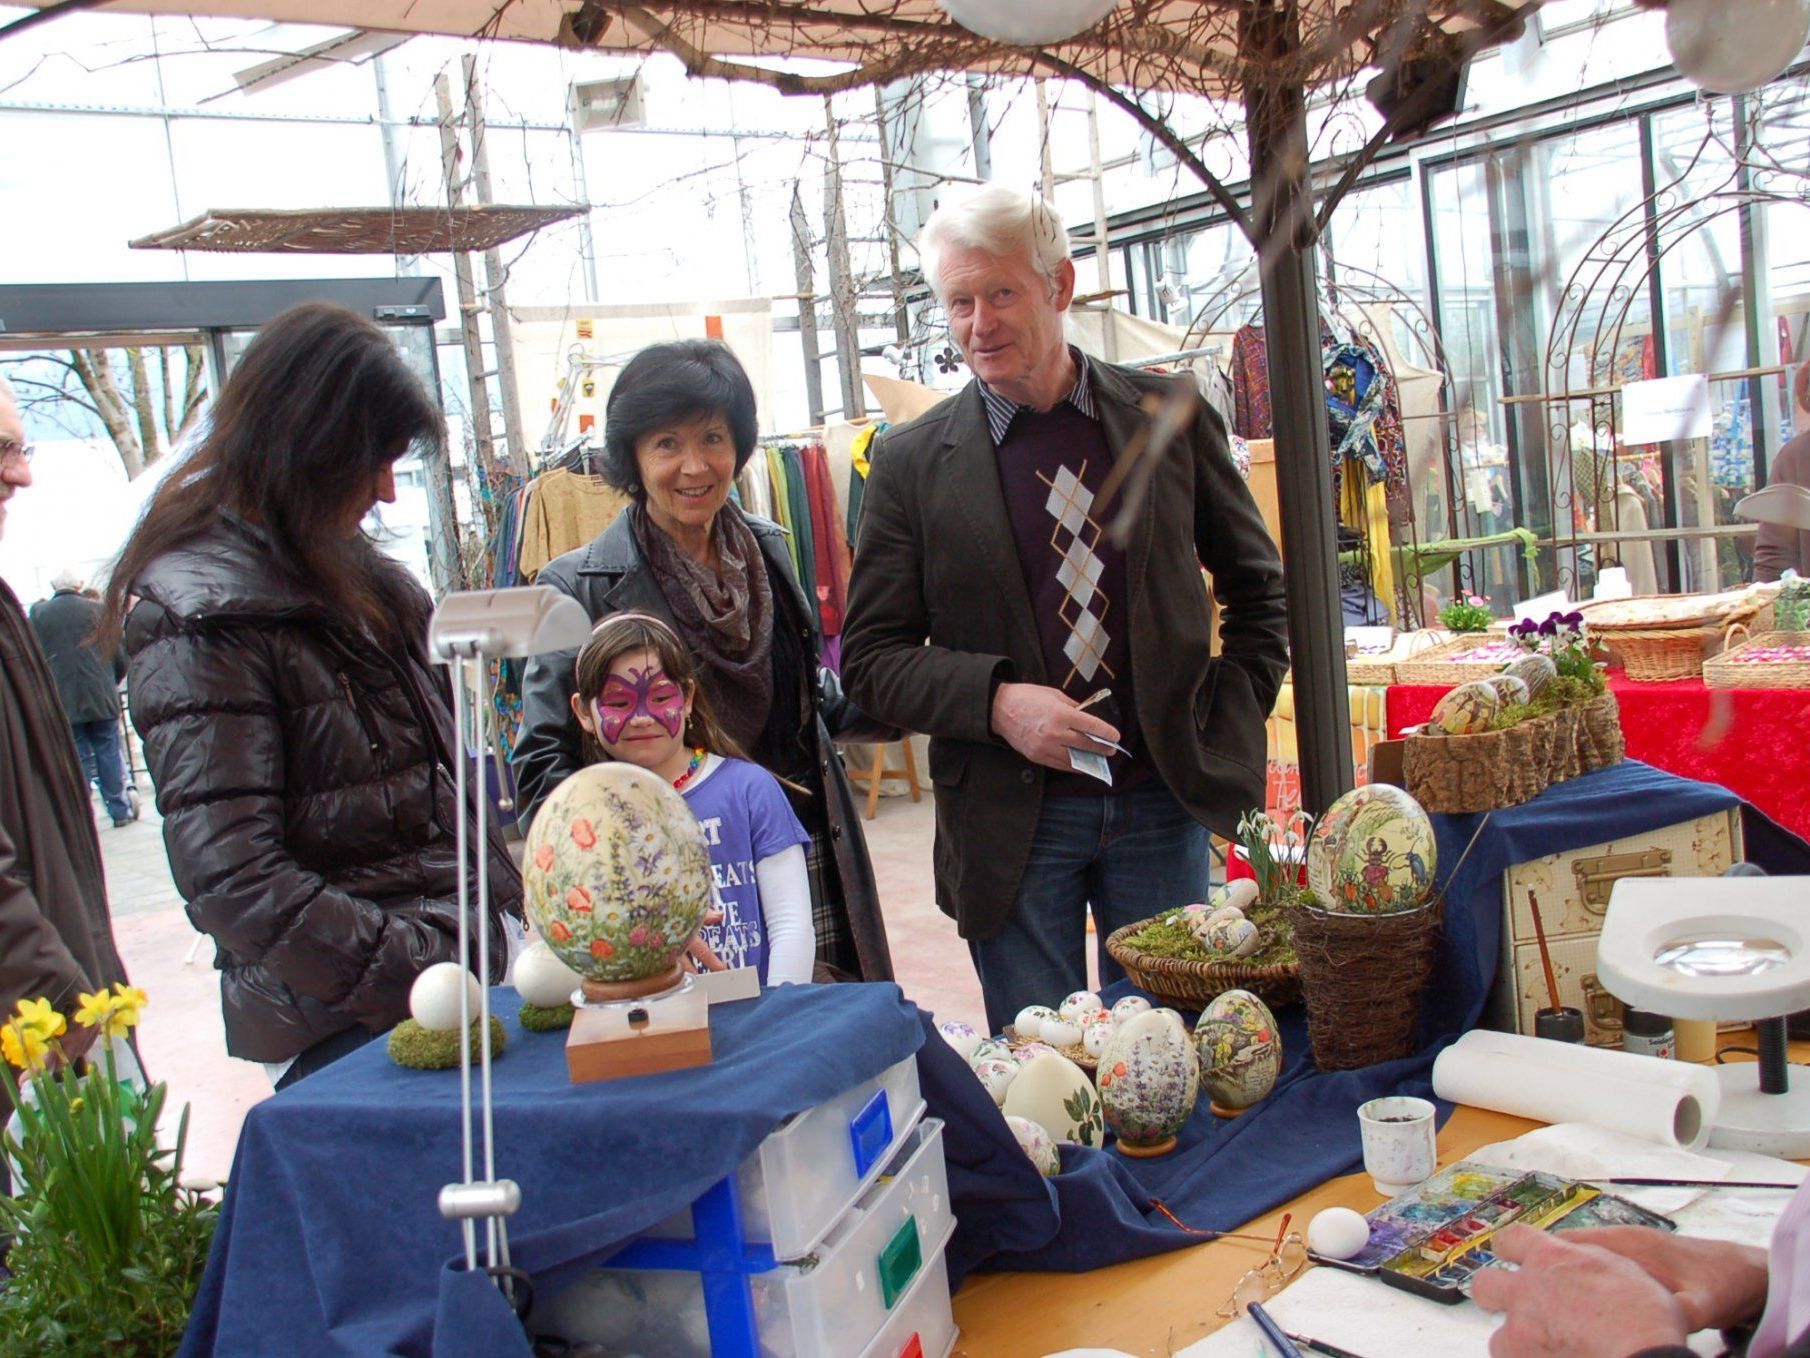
[
  {"x1": 937, "y1": 1019, "x2": 984, "y2": 1063},
  {"x1": 968, "y1": 1037, "x2": 1012, "y2": 1069},
  {"x1": 1083, "y1": 1021, "x2": 1114, "y2": 1058},
  {"x1": 1306, "y1": 783, "x2": 1437, "y2": 916},
  {"x1": 1203, "y1": 904, "x2": 1248, "y2": 930},
  {"x1": 512, "y1": 940, "x2": 583, "y2": 1009},
  {"x1": 972, "y1": 1057, "x2": 1019, "y2": 1105},
  {"x1": 1079, "y1": 1007, "x2": 1114, "y2": 1032},
  {"x1": 1004, "y1": 1114, "x2": 1061, "y2": 1177},
  {"x1": 1483, "y1": 672, "x2": 1530, "y2": 706},
  {"x1": 1003, "y1": 1051, "x2": 1103, "y2": 1147},
  {"x1": 1208, "y1": 878, "x2": 1261, "y2": 914},
  {"x1": 409, "y1": 962, "x2": 482, "y2": 1033},
  {"x1": 1059, "y1": 990, "x2": 1104, "y2": 1022},
  {"x1": 1307, "y1": 1206, "x2": 1371, "y2": 1261},
  {"x1": 1186, "y1": 912, "x2": 1220, "y2": 947},
  {"x1": 1203, "y1": 915, "x2": 1261, "y2": 958},
  {"x1": 1195, "y1": 989, "x2": 1282, "y2": 1114},
  {"x1": 1430, "y1": 679, "x2": 1501, "y2": 735},
  {"x1": 1501, "y1": 653, "x2": 1556, "y2": 699},
  {"x1": 1010, "y1": 1041, "x2": 1059, "y2": 1065},
  {"x1": 1042, "y1": 1018, "x2": 1084, "y2": 1050},
  {"x1": 1096, "y1": 1008, "x2": 1199, "y2": 1155},
  {"x1": 1111, "y1": 995, "x2": 1152, "y2": 1023},
  {"x1": 1014, "y1": 1004, "x2": 1058, "y2": 1042}
]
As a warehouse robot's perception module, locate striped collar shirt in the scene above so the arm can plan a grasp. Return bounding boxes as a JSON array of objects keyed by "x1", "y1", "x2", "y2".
[{"x1": 979, "y1": 346, "x2": 1098, "y2": 446}]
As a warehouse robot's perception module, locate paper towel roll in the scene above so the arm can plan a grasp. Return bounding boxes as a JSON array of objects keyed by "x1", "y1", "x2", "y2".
[{"x1": 1431, "y1": 1030, "x2": 1721, "y2": 1150}]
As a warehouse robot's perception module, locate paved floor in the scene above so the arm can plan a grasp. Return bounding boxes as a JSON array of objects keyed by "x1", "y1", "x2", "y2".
[{"x1": 99, "y1": 773, "x2": 985, "y2": 1184}]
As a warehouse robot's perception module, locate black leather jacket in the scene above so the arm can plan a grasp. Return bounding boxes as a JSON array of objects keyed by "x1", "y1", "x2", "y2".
[{"x1": 125, "y1": 514, "x2": 521, "y2": 1063}]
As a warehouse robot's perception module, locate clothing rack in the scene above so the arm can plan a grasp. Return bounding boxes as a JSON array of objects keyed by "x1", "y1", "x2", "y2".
[{"x1": 1123, "y1": 345, "x2": 1223, "y2": 370}]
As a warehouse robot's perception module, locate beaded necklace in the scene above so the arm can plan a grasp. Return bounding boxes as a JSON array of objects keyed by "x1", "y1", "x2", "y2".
[{"x1": 671, "y1": 747, "x2": 707, "y2": 792}]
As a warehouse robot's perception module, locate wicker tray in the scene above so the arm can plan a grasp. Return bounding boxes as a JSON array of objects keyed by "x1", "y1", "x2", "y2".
[
  {"x1": 1104, "y1": 920, "x2": 1301, "y2": 1011},
  {"x1": 1393, "y1": 634, "x2": 1527, "y2": 687},
  {"x1": 1703, "y1": 630, "x2": 1810, "y2": 689},
  {"x1": 1581, "y1": 592, "x2": 1774, "y2": 682},
  {"x1": 1003, "y1": 1026, "x2": 1099, "y2": 1072}
]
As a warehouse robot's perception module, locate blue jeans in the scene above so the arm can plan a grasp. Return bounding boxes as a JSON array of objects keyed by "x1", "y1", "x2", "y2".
[
  {"x1": 968, "y1": 778, "x2": 1211, "y2": 1033},
  {"x1": 71, "y1": 718, "x2": 132, "y2": 823}
]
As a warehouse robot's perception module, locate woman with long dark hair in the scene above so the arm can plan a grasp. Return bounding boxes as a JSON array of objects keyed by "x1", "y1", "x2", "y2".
[{"x1": 103, "y1": 302, "x2": 522, "y2": 1087}]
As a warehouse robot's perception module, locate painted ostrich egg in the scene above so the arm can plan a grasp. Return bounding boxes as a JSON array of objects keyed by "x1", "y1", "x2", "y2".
[
  {"x1": 1195, "y1": 989, "x2": 1282, "y2": 1112},
  {"x1": 1096, "y1": 1008, "x2": 1199, "y2": 1152},
  {"x1": 1481, "y1": 673, "x2": 1531, "y2": 707},
  {"x1": 1500, "y1": 653, "x2": 1557, "y2": 699},
  {"x1": 1430, "y1": 679, "x2": 1501, "y2": 735},
  {"x1": 1306, "y1": 784, "x2": 1437, "y2": 915},
  {"x1": 521, "y1": 763, "x2": 712, "y2": 984}
]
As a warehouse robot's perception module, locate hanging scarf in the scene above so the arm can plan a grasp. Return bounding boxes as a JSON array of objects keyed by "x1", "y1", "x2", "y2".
[{"x1": 632, "y1": 503, "x2": 775, "y2": 752}]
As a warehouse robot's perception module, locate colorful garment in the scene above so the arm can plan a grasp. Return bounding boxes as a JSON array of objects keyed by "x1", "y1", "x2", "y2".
[{"x1": 680, "y1": 756, "x2": 811, "y2": 983}]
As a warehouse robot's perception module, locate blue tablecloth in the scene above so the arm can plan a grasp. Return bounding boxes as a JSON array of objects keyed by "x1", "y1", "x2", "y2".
[{"x1": 180, "y1": 762, "x2": 1810, "y2": 1356}]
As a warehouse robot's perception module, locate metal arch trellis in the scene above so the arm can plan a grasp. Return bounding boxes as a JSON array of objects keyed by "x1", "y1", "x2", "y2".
[{"x1": 1539, "y1": 121, "x2": 1810, "y2": 598}]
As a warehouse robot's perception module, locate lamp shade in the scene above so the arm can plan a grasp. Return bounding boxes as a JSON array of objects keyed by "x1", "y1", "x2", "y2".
[
  {"x1": 937, "y1": 0, "x2": 1120, "y2": 46},
  {"x1": 1666, "y1": 0, "x2": 1810, "y2": 95}
]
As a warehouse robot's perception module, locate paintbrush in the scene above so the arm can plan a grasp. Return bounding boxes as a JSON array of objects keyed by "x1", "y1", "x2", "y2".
[
  {"x1": 1527, "y1": 889, "x2": 1584, "y2": 1042},
  {"x1": 1528, "y1": 889, "x2": 1562, "y2": 1015}
]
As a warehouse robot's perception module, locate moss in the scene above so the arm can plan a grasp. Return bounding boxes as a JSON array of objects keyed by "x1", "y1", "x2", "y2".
[
  {"x1": 1120, "y1": 896, "x2": 1302, "y2": 967},
  {"x1": 518, "y1": 1002, "x2": 575, "y2": 1032},
  {"x1": 1488, "y1": 673, "x2": 1608, "y2": 730},
  {"x1": 387, "y1": 1016, "x2": 508, "y2": 1069}
]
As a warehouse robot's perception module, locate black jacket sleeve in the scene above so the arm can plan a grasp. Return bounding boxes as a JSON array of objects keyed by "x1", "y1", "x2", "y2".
[{"x1": 510, "y1": 564, "x2": 587, "y2": 832}]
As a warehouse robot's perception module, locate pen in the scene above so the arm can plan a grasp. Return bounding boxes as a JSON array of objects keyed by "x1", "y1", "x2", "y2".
[
  {"x1": 1245, "y1": 1302, "x2": 1304, "y2": 1358},
  {"x1": 1285, "y1": 1333, "x2": 1378, "y2": 1358},
  {"x1": 1075, "y1": 687, "x2": 1111, "y2": 713},
  {"x1": 1590, "y1": 1177, "x2": 1799, "y2": 1189}
]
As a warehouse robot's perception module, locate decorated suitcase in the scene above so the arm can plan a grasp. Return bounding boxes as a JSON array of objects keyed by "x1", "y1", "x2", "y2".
[{"x1": 1486, "y1": 810, "x2": 1743, "y2": 1046}]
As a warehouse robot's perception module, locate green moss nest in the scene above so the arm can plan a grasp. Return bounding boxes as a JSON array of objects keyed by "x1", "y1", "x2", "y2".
[
  {"x1": 1119, "y1": 892, "x2": 1306, "y2": 966},
  {"x1": 518, "y1": 1002, "x2": 575, "y2": 1032},
  {"x1": 1489, "y1": 673, "x2": 1607, "y2": 730},
  {"x1": 388, "y1": 1016, "x2": 508, "y2": 1069}
]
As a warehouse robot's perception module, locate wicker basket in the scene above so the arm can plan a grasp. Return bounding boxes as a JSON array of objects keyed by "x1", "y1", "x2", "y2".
[
  {"x1": 1345, "y1": 657, "x2": 1397, "y2": 685},
  {"x1": 1393, "y1": 634, "x2": 1528, "y2": 687},
  {"x1": 1105, "y1": 920, "x2": 1301, "y2": 1011},
  {"x1": 1293, "y1": 899, "x2": 1442, "y2": 1071},
  {"x1": 1582, "y1": 591, "x2": 1775, "y2": 682},
  {"x1": 1703, "y1": 629, "x2": 1810, "y2": 689},
  {"x1": 1404, "y1": 692, "x2": 1624, "y2": 814}
]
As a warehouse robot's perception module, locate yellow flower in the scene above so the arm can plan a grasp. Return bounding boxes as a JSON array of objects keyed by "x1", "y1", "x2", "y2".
[
  {"x1": 1, "y1": 1020, "x2": 51, "y2": 1073},
  {"x1": 108, "y1": 983, "x2": 148, "y2": 1031},
  {"x1": 75, "y1": 989, "x2": 114, "y2": 1030},
  {"x1": 13, "y1": 997, "x2": 65, "y2": 1041}
]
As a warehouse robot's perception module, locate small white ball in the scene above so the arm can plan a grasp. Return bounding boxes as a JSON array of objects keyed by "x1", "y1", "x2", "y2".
[
  {"x1": 1042, "y1": 1018, "x2": 1083, "y2": 1050},
  {"x1": 1307, "y1": 1206, "x2": 1371, "y2": 1261},
  {"x1": 409, "y1": 962, "x2": 482, "y2": 1032},
  {"x1": 513, "y1": 941, "x2": 582, "y2": 1008}
]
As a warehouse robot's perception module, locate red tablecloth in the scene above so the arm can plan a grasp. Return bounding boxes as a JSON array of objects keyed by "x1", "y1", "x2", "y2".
[{"x1": 1386, "y1": 674, "x2": 1810, "y2": 841}]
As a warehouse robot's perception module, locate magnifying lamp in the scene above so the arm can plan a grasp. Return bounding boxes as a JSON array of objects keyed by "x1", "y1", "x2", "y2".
[
  {"x1": 1596, "y1": 873, "x2": 1810, "y2": 1157},
  {"x1": 1735, "y1": 483, "x2": 1810, "y2": 533}
]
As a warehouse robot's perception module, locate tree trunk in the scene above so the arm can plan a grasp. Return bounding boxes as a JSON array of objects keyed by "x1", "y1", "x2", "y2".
[
  {"x1": 126, "y1": 348, "x2": 163, "y2": 471},
  {"x1": 178, "y1": 344, "x2": 207, "y2": 439},
  {"x1": 70, "y1": 349, "x2": 145, "y2": 479}
]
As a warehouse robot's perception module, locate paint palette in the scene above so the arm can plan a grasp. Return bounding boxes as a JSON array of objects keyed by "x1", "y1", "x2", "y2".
[{"x1": 1310, "y1": 1161, "x2": 1674, "y2": 1304}]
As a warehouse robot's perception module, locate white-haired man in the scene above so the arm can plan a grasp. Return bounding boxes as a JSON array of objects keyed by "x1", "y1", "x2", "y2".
[
  {"x1": 30, "y1": 565, "x2": 136, "y2": 827},
  {"x1": 0, "y1": 374, "x2": 130, "y2": 1116},
  {"x1": 843, "y1": 185, "x2": 1288, "y2": 1030}
]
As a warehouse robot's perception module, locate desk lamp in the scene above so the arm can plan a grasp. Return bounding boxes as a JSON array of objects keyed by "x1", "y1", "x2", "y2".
[
  {"x1": 1596, "y1": 870, "x2": 1810, "y2": 1157},
  {"x1": 1736, "y1": 483, "x2": 1810, "y2": 532},
  {"x1": 427, "y1": 587, "x2": 592, "y2": 1291}
]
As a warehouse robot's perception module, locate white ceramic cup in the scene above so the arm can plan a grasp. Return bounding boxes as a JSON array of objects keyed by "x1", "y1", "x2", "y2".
[{"x1": 1356, "y1": 1095, "x2": 1438, "y2": 1197}]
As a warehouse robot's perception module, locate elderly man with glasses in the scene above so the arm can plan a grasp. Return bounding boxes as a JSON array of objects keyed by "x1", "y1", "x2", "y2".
[{"x1": 0, "y1": 374, "x2": 131, "y2": 1123}]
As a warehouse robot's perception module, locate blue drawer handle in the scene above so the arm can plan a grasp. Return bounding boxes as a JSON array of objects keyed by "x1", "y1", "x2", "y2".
[{"x1": 848, "y1": 1087, "x2": 893, "y2": 1179}]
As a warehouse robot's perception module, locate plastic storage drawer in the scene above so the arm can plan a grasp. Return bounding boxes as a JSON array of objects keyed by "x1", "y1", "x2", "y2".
[
  {"x1": 855, "y1": 1238, "x2": 957, "y2": 1358},
  {"x1": 751, "y1": 1117, "x2": 953, "y2": 1357}
]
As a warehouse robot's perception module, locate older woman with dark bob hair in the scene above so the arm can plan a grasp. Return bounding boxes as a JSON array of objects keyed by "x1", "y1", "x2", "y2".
[{"x1": 514, "y1": 339, "x2": 892, "y2": 983}]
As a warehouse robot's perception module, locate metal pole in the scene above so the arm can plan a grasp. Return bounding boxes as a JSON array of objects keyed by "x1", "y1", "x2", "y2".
[
  {"x1": 463, "y1": 55, "x2": 527, "y2": 475},
  {"x1": 823, "y1": 98, "x2": 865, "y2": 420},
  {"x1": 1243, "y1": 4, "x2": 1353, "y2": 812},
  {"x1": 1736, "y1": 96, "x2": 1780, "y2": 495},
  {"x1": 874, "y1": 85, "x2": 912, "y2": 345}
]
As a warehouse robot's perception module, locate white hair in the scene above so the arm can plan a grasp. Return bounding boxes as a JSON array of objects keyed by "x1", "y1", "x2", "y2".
[
  {"x1": 919, "y1": 184, "x2": 1072, "y2": 300},
  {"x1": 50, "y1": 566, "x2": 83, "y2": 591}
]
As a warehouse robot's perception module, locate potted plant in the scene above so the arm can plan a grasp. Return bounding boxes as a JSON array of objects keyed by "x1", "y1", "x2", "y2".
[
  {"x1": 0, "y1": 986, "x2": 218, "y2": 1356},
  {"x1": 1437, "y1": 592, "x2": 1495, "y2": 633}
]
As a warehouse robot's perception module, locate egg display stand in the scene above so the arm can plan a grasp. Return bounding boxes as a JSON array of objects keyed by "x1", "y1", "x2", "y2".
[
  {"x1": 567, "y1": 973, "x2": 713, "y2": 1083},
  {"x1": 1293, "y1": 901, "x2": 1443, "y2": 1071}
]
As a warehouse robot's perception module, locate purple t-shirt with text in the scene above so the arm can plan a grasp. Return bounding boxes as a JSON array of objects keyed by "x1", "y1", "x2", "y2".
[{"x1": 680, "y1": 757, "x2": 811, "y2": 982}]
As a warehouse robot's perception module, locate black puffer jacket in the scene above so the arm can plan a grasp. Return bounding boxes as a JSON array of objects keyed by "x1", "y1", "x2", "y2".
[{"x1": 124, "y1": 514, "x2": 521, "y2": 1063}]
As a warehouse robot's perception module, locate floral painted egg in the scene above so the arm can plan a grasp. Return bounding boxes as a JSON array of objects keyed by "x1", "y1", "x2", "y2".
[
  {"x1": 1003, "y1": 1051, "x2": 1103, "y2": 1147},
  {"x1": 1195, "y1": 989, "x2": 1282, "y2": 1114},
  {"x1": 968, "y1": 1037, "x2": 1012, "y2": 1069},
  {"x1": 1501, "y1": 653, "x2": 1557, "y2": 699},
  {"x1": 522, "y1": 764, "x2": 712, "y2": 988},
  {"x1": 1010, "y1": 1041, "x2": 1059, "y2": 1065},
  {"x1": 1202, "y1": 915, "x2": 1261, "y2": 958},
  {"x1": 1082, "y1": 1020, "x2": 1114, "y2": 1059},
  {"x1": 1059, "y1": 990, "x2": 1104, "y2": 1023},
  {"x1": 1042, "y1": 1018, "x2": 1084, "y2": 1050},
  {"x1": 1004, "y1": 1114, "x2": 1061, "y2": 1177},
  {"x1": 1204, "y1": 904, "x2": 1248, "y2": 930},
  {"x1": 1014, "y1": 1005, "x2": 1059, "y2": 1042},
  {"x1": 1430, "y1": 680, "x2": 1501, "y2": 735},
  {"x1": 1111, "y1": 995, "x2": 1152, "y2": 1023},
  {"x1": 972, "y1": 1058, "x2": 1019, "y2": 1106},
  {"x1": 1208, "y1": 878, "x2": 1261, "y2": 914},
  {"x1": 937, "y1": 1020, "x2": 984, "y2": 1063},
  {"x1": 1482, "y1": 673, "x2": 1530, "y2": 707},
  {"x1": 1078, "y1": 1007, "x2": 1113, "y2": 1033},
  {"x1": 1306, "y1": 783, "x2": 1437, "y2": 916},
  {"x1": 1096, "y1": 1008, "x2": 1199, "y2": 1156}
]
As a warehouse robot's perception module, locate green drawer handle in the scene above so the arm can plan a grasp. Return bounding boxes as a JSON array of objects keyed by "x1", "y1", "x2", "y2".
[{"x1": 877, "y1": 1216, "x2": 922, "y2": 1309}]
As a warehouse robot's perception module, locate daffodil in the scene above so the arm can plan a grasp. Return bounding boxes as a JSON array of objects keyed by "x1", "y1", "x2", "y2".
[
  {"x1": 13, "y1": 996, "x2": 66, "y2": 1040},
  {"x1": 75, "y1": 989, "x2": 114, "y2": 1030},
  {"x1": 108, "y1": 983, "x2": 148, "y2": 1031},
  {"x1": 2, "y1": 1019, "x2": 51, "y2": 1073}
]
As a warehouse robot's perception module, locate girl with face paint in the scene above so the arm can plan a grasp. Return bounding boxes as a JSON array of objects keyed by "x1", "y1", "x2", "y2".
[{"x1": 569, "y1": 614, "x2": 816, "y2": 985}]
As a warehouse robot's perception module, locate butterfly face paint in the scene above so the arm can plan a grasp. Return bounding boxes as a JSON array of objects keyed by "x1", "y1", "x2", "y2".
[{"x1": 593, "y1": 662, "x2": 686, "y2": 745}]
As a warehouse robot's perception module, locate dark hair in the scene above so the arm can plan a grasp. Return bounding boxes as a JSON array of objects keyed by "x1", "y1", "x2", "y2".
[
  {"x1": 600, "y1": 339, "x2": 758, "y2": 498},
  {"x1": 102, "y1": 303, "x2": 440, "y2": 647},
  {"x1": 573, "y1": 612, "x2": 752, "y2": 764}
]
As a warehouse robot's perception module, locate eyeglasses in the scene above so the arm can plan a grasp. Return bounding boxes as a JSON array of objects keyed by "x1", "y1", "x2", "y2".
[
  {"x1": 0, "y1": 440, "x2": 32, "y2": 467},
  {"x1": 1215, "y1": 1213, "x2": 1309, "y2": 1319}
]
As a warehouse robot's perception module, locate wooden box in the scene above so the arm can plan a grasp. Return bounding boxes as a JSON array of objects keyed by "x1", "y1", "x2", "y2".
[{"x1": 1485, "y1": 809, "x2": 1743, "y2": 1046}]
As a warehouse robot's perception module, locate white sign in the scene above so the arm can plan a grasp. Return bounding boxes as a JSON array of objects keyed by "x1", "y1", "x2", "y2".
[{"x1": 1621, "y1": 374, "x2": 1712, "y2": 444}]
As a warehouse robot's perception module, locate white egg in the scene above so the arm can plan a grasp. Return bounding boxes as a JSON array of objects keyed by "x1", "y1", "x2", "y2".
[
  {"x1": 1042, "y1": 1018, "x2": 1083, "y2": 1050},
  {"x1": 1307, "y1": 1206, "x2": 1371, "y2": 1261},
  {"x1": 1203, "y1": 904, "x2": 1248, "y2": 930},
  {"x1": 1010, "y1": 1041, "x2": 1059, "y2": 1065},
  {"x1": 1014, "y1": 1005, "x2": 1058, "y2": 1041},
  {"x1": 512, "y1": 941, "x2": 582, "y2": 1009},
  {"x1": 409, "y1": 962, "x2": 482, "y2": 1032},
  {"x1": 1111, "y1": 995, "x2": 1153, "y2": 1023},
  {"x1": 937, "y1": 1020, "x2": 984, "y2": 1062},
  {"x1": 968, "y1": 1038, "x2": 1012, "y2": 1069},
  {"x1": 1059, "y1": 990, "x2": 1103, "y2": 1022},
  {"x1": 971, "y1": 1057, "x2": 1019, "y2": 1105},
  {"x1": 1082, "y1": 1021, "x2": 1114, "y2": 1058}
]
